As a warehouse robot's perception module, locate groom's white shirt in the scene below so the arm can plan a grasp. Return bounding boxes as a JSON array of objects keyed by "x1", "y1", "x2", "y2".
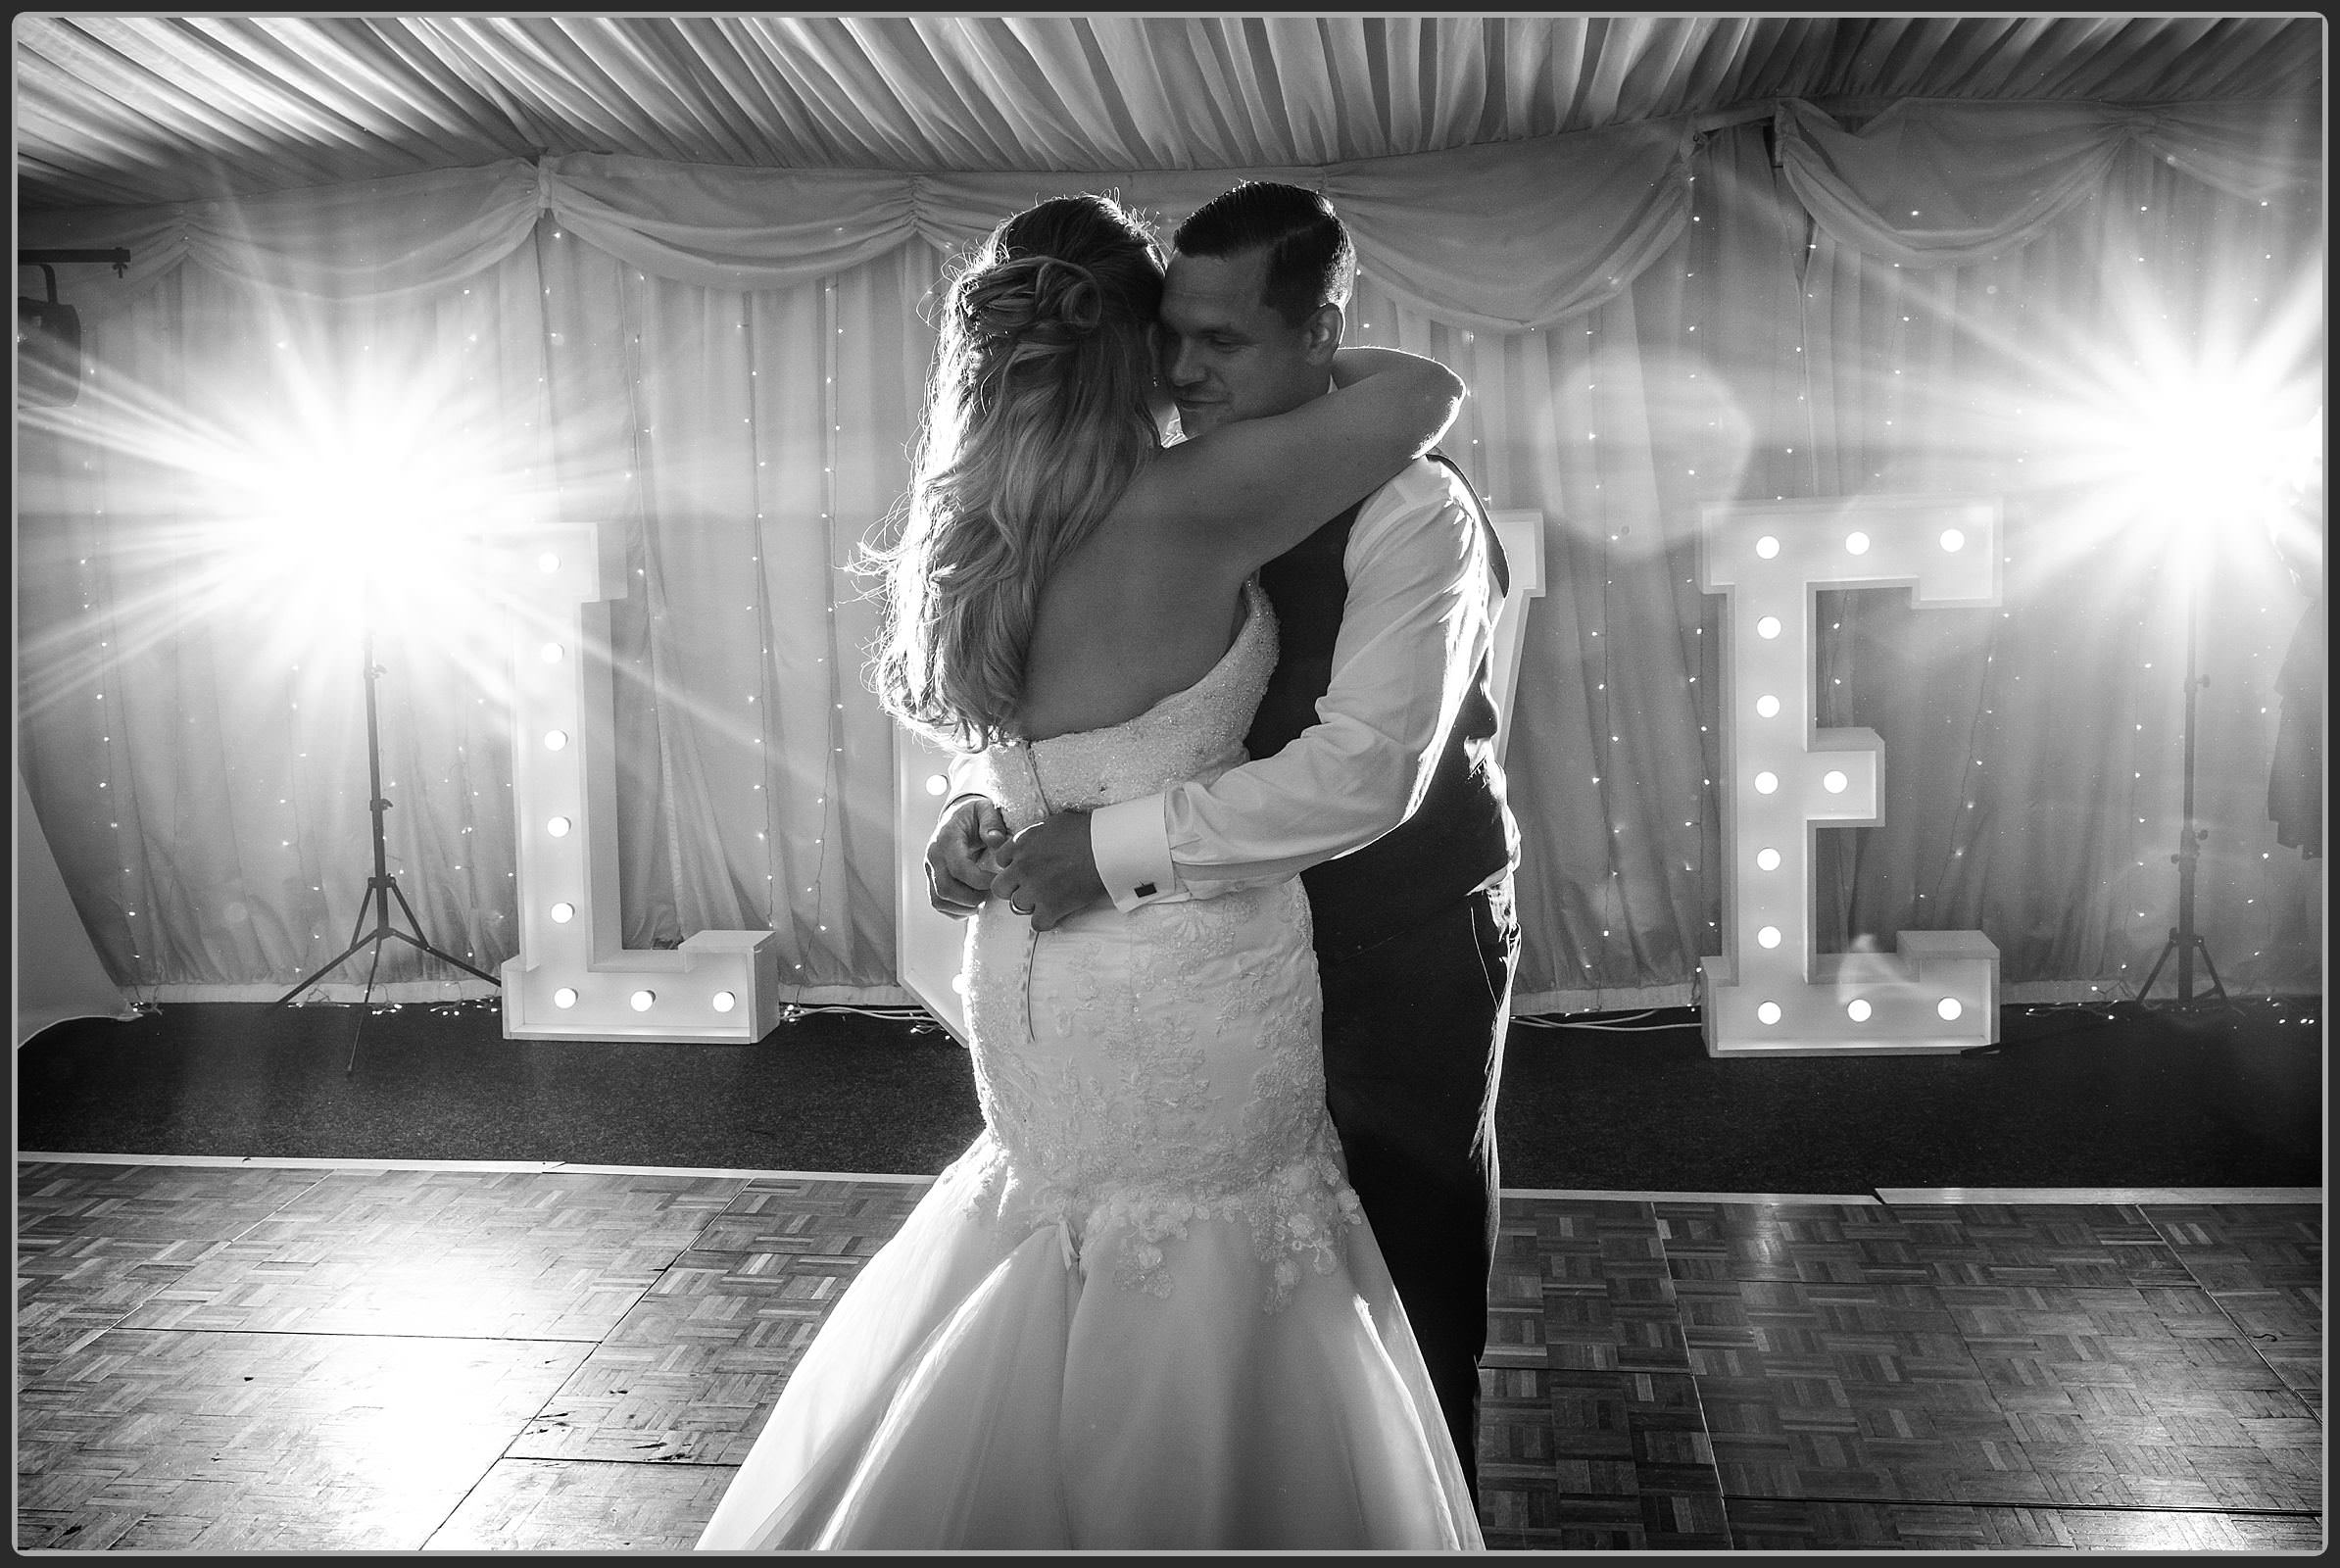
[{"x1": 1080, "y1": 455, "x2": 1503, "y2": 908}]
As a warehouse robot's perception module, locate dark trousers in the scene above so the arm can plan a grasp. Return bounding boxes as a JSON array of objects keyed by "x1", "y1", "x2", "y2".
[{"x1": 1315, "y1": 879, "x2": 1517, "y2": 1501}]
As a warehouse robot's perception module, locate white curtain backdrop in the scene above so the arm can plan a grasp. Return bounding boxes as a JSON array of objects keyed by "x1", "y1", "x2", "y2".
[
  {"x1": 17, "y1": 97, "x2": 2322, "y2": 1010},
  {"x1": 15, "y1": 763, "x2": 140, "y2": 1044}
]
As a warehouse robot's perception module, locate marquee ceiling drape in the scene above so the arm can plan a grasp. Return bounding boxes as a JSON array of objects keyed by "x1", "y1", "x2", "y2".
[
  {"x1": 16, "y1": 15, "x2": 2320, "y2": 209},
  {"x1": 15, "y1": 17, "x2": 2325, "y2": 1012},
  {"x1": 21, "y1": 117, "x2": 1697, "y2": 330},
  {"x1": 22, "y1": 96, "x2": 2316, "y2": 325}
]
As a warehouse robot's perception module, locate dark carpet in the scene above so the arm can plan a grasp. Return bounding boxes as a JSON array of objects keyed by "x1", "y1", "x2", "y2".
[{"x1": 13, "y1": 997, "x2": 2323, "y2": 1192}]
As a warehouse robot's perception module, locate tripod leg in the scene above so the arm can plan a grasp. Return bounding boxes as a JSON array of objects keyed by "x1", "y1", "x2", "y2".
[
  {"x1": 278, "y1": 908, "x2": 387, "y2": 1005},
  {"x1": 2193, "y1": 938, "x2": 2232, "y2": 1005},
  {"x1": 384, "y1": 929, "x2": 505, "y2": 988},
  {"x1": 385, "y1": 876, "x2": 428, "y2": 939},
  {"x1": 2136, "y1": 934, "x2": 2177, "y2": 1004},
  {"x1": 384, "y1": 881, "x2": 505, "y2": 988},
  {"x1": 347, "y1": 938, "x2": 386, "y2": 1075}
]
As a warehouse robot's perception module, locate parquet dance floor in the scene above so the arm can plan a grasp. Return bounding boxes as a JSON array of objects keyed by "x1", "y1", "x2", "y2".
[{"x1": 15, "y1": 1155, "x2": 2321, "y2": 1552}]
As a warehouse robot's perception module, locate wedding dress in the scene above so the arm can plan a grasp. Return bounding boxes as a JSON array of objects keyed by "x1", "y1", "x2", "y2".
[{"x1": 696, "y1": 581, "x2": 1481, "y2": 1551}]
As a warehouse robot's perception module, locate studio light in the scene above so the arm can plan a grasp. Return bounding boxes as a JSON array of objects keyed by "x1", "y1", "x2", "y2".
[
  {"x1": 2100, "y1": 380, "x2": 2317, "y2": 547},
  {"x1": 156, "y1": 355, "x2": 544, "y2": 1048},
  {"x1": 256, "y1": 391, "x2": 516, "y2": 1042},
  {"x1": 16, "y1": 266, "x2": 82, "y2": 409},
  {"x1": 2034, "y1": 357, "x2": 2320, "y2": 1010},
  {"x1": 15, "y1": 249, "x2": 126, "y2": 409},
  {"x1": 207, "y1": 404, "x2": 513, "y2": 662}
]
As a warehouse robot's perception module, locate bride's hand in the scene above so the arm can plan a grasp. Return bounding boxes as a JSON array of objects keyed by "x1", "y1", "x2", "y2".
[{"x1": 926, "y1": 797, "x2": 1011, "y2": 918}]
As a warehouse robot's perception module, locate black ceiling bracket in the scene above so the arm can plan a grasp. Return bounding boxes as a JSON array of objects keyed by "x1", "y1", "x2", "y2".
[{"x1": 19, "y1": 247, "x2": 132, "y2": 281}]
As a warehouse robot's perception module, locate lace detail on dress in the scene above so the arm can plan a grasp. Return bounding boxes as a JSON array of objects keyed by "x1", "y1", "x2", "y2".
[{"x1": 952, "y1": 581, "x2": 1363, "y2": 1311}]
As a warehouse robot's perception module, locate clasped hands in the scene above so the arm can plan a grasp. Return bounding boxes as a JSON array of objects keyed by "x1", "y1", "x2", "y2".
[{"x1": 924, "y1": 799, "x2": 1106, "y2": 931}]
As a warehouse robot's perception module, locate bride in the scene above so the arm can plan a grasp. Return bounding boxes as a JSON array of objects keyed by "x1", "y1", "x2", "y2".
[{"x1": 695, "y1": 192, "x2": 1480, "y2": 1551}]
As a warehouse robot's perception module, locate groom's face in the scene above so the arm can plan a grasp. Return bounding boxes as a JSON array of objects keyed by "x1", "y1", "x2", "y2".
[{"x1": 1157, "y1": 248, "x2": 1339, "y2": 438}]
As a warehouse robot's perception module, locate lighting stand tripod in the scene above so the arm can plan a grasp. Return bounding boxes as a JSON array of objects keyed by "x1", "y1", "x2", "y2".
[
  {"x1": 277, "y1": 624, "x2": 501, "y2": 1066},
  {"x1": 2134, "y1": 575, "x2": 2232, "y2": 1011}
]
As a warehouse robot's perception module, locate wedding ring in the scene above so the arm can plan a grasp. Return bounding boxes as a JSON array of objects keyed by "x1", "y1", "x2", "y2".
[{"x1": 1010, "y1": 901, "x2": 1034, "y2": 915}]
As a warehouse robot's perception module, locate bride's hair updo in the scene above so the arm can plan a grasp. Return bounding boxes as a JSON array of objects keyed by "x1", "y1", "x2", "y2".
[{"x1": 869, "y1": 193, "x2": 1166, "y2": 751}]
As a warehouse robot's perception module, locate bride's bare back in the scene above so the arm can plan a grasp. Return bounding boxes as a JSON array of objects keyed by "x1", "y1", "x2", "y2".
[
  {"x1": 1010, "y1": 343, "x2": 1462, "y2": 743},
  {"x1": 1014, "y1": 517, "x2": 1251, "y2": 741}
]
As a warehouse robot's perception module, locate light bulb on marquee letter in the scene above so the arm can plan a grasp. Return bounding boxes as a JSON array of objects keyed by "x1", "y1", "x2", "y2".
[
  {"x1": 497, "y1": 513, "x2": 781, "y2": 1043},
  {"x1": 1697, "y1": 495, "x2": 2002, "y2": 1056}
]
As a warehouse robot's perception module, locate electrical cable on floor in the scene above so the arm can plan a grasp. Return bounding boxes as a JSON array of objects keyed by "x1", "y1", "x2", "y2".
[
  {"x1": 1511, "y1": 1008, "x2": 1696, "y2": 1032},
  {"x1": 783, "y1": 1004, "x2": 939, "y2": 1025},
  {"x1": 282, "y1": 997, "x2": 495, "y2": 1013},
  {"x1": 268, "y1": 998, "x2": 948, "y2": 1025}
]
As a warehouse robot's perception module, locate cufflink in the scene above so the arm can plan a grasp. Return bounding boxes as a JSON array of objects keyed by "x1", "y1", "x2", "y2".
[{"x1": 1134, "y1": 882, "x2": 1156, "y2": 898}]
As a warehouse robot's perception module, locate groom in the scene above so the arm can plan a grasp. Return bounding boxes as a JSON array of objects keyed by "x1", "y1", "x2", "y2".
[{"x1": 928, "y1": 181, "x2": 1520, "y2": 1496}]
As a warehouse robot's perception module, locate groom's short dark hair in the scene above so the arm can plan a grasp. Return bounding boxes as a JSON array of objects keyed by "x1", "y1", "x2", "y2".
[{"x1": 1173, "y1": 181, "x2": 1354, "y2": 328}]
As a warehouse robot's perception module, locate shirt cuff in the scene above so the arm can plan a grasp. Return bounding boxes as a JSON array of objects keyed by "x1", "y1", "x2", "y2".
[{"x1": 1091, "y1": 794, "x2": 1176, "y2": 910}]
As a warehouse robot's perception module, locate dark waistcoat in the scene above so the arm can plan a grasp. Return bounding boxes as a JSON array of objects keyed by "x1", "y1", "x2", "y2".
[{"x1": 1243, "y1": 453, "x2": 1519, "y2": 964}]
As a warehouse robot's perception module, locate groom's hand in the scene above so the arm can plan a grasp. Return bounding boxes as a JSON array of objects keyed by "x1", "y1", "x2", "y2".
[
  {"x1": 989, "y1": 811, "x2": 1106, "y2": 931},
  {"x1": 926, "y1": 797, "x2": 1011, "y2": 918}
]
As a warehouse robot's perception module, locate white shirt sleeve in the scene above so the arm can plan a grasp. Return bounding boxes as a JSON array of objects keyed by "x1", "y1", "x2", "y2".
[
  {"x1": 945, "y1": 749, "x2": 987, "y2": 808},
  {"x1": 1092, "y1": 458, "x2": 1499, "y2": 909}
]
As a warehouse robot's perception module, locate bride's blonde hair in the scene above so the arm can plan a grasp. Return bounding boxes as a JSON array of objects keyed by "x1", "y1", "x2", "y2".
[{"x1": 869, "y1": 194, "x2": 1165, "y2": 751}]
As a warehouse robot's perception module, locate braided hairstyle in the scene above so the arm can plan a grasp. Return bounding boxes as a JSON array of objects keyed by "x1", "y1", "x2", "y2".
[{"x1": 871, "y1": 193, "x2": 1166, "y2": 751}]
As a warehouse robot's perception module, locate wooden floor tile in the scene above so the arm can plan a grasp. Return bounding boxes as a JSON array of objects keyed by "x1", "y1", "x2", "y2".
[
  {"x1": 1492, "y1": 1198, "x2": 1733, "y2": 1550},
  {"x1": 2145, "y1": 1200, "x2": 2325, "y2": 1417},
  {"x1": 1727, "y1": 1496, "x2": 2326, "y2": 1551},
  {"x1": 688, "y1": 1173, "x2": 932, "y2": 1254},
  {"x1": 427, "y1": 1458, "x2": 735, "y2": 1550},
  {"x1": 16, "y1": 1163, "x2": 331, "y2": 1382},
  {"x1": 2145, "y1": 1202, "x2": 2323, "y2": 1291},
  {"x1": 1656, "y1": 1199, "x2": 2323, "y2": 1515},
  {"x1": 17, "y1": 1161, "x2": 328, "y2": 1249},
  {"x1": 511, "y1": 1177, "x2": 926, "y2": 1465},
  {"x1": 108, "y1": 1168, "x2": 746, "y2": 1341},
  {"x1": 16, "y1": 1328, "x2": 584, "y2": 1551}
]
